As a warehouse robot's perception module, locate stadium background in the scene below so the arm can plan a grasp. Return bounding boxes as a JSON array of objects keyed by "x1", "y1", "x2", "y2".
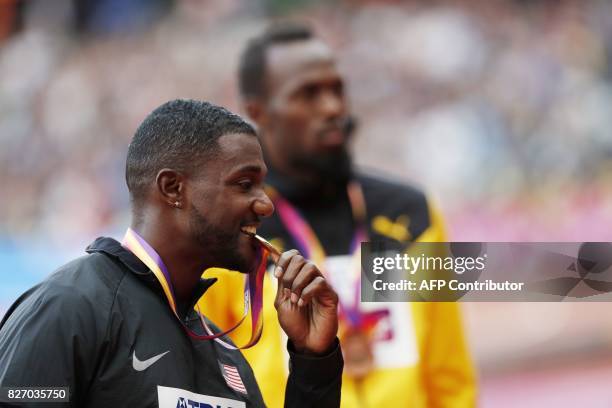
[{"x1": 1, "y1": 0, "x2": 612, "y2": 405}]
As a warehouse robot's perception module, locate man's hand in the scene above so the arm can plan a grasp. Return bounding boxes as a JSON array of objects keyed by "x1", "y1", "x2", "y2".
[{"x1": 273, "y1": 250, "x2": 339, "y2": 355}]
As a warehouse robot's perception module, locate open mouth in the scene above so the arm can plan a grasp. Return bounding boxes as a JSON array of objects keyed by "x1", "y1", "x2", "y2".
[
  {"x1": 240, "y1": 228, "x2": 281, "y2": 263},
  {"x1": 240, "y1": 226, "x2": 257, "y2": 236}
]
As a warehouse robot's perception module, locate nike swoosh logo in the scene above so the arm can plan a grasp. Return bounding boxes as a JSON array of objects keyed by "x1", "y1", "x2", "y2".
[{"x1": 132, "y1": 350, "x2": 170, "y2": 371}]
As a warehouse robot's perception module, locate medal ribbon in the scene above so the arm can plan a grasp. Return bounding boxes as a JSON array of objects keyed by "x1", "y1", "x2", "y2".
[
  {"x1": 267, "y1": 182, "x2": 375, "y2": 331},
  {"x1": 122, "y1": 228, "x2": 267, "y2": 349}
]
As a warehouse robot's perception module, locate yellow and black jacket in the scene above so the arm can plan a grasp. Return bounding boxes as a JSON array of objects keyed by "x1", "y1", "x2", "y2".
[{"x1": 202, "y1": 171, "x2": 476, "y2": 408}]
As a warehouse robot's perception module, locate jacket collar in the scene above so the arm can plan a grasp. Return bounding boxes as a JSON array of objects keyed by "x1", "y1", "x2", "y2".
[{"x1": 86, "y1": 237, "x2": 217, "y2": 316}]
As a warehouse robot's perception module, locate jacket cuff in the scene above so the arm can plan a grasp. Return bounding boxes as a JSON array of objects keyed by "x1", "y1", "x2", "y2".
[{"x1": 287, "y1": 338, "x2": 343, "y2": 384}]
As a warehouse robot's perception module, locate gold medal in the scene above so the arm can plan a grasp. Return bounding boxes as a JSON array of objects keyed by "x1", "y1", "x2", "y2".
[{"x1": 342, "y1": 328, "x2": 374, "y2": 380}]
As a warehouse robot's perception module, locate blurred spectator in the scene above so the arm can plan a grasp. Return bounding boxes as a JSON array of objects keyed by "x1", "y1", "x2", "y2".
[
  {"x1": 0, "y1": 0, "x2": 24, "y2": 43},
  {"x1": 2, "y1": 0, "x2": 612, "y2": 243}
]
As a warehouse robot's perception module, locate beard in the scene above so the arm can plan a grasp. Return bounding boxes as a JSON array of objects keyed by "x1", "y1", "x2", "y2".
[
  {"x1": 189, "y1": 204, "x2": 251, "y2": 272},
  {"x1": 289, "y1": 146, "x2": 352, "y2": 186}
]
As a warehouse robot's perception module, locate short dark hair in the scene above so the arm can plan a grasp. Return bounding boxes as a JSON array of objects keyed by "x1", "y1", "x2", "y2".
[
  {"x1": 238, "y1": 22, "x2": 314, "y2": 99},
  {"x1": 125, "y1": 99, "x2": 256, "y2": 204}
]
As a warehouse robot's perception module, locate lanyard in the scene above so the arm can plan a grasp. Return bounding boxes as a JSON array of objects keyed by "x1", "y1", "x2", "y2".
[
  {"x1": 122, "y1": 228, "x2": 267, "y2": 349},
  {"x1": 267, "y1": 181, "x2": 374, "y2": 330}
]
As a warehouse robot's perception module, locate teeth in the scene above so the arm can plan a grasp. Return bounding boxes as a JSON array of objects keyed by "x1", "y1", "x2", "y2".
[{"x1": 241, "y1": 226, "x2": 257, "y2": 235}]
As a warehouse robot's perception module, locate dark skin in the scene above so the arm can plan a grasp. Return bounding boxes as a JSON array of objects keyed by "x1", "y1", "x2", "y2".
[
  {"x1": 244, "y1": 38, "x2": 350, "y2": 185},
  {"x1": 132, "y1": 132, "x2": 338, "y2": 354}
]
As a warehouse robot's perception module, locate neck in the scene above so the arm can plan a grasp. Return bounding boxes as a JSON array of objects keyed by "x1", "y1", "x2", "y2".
[
  {"x1": 131, "y1": 218, "x2": 205, "y2": 305},
  {"x1": 278, "y1": 165, "x2": 324, "y2": 189},
  {"x1": 266, "y1": 161, "x2": 350, "y2": 204},
  {"x1": 261, "y1": 140, "x2": 353, "y2": 198}
]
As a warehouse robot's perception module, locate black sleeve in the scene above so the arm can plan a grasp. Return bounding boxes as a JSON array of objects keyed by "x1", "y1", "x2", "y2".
[
  {"x1": 0, "y1": 283, "x2": 102, "y2": 407},
  {"x1": 284, "y1": 338, "x2": 343, "y2": 408}
]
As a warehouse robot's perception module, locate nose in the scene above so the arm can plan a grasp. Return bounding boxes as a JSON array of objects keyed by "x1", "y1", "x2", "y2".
[
  {"x1": 253, "y1": 191, "x2": 274, "y2": 218},
  {"x1": 319, "y1": 89, "x2": 344, "y2": 120}
]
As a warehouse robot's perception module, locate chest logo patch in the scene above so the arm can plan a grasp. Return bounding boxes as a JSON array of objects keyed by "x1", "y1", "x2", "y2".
[
  {"x1": 372, "y1": 214, "x2": 412, "y2": 242},
  {"x1": 132, "y1": 350, "x2": 170, "y2": 371}
]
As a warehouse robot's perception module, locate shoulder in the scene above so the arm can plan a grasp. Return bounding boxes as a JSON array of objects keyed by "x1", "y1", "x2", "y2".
[
  {"x1": 357, "y1": 172, "x2": 429, "y2": 208},
  {"x1": 355, "y1": 171, "x2": 444, "y2": 242},
  {"x1": 1, "y1": 252, "x2": 126, "y2": 330},
  {"x1": 0, "y1": 253, "x2": 129, "y2": 398},
  {"x1": 47, "y1": 252, "x2": 127, "y2": 305}
]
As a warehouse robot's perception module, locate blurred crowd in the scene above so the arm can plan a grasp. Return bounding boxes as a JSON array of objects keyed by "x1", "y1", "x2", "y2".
[
  {"x1": 1, "y1": 0, "x2": 612, "y2": 245},
  {"x1": 2, "y1": 2, "x2": 612, "y2": 404}
]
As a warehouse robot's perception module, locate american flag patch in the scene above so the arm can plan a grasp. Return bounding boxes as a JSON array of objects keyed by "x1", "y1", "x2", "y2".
[{"x1": 220, "y1": 363, "x2": 247, "y2": 395}]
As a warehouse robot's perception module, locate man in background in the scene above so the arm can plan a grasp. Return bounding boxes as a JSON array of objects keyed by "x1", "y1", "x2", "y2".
[{"x1": 203, "y1": 24, "x2": 476, "y2": 407}]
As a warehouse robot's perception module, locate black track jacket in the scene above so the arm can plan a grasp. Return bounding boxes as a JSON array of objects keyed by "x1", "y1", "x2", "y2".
[{"x1": 0, "y1": 237, "x2": 343, "y2": 407}]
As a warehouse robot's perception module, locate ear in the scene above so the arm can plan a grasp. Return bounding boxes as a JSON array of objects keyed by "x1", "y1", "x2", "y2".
[
  {"x1": 156, "y1": 168, "x2": 184, "y2": 208},
  {"x1": 243, "y1": 97, "x2": 268, "y2": 128}
]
